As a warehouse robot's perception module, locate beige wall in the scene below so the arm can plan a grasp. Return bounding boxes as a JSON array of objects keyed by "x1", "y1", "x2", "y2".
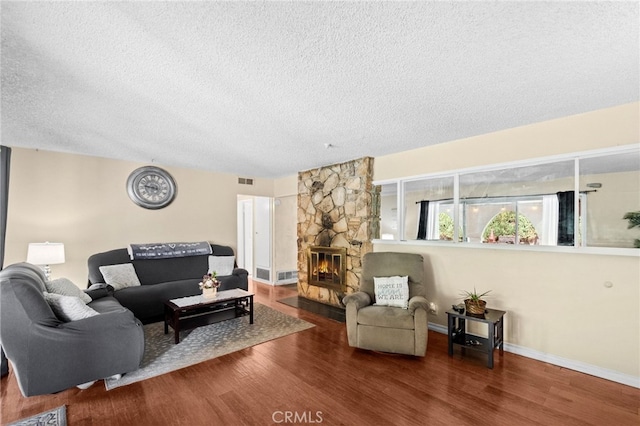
[
  {"x1": 375, "y1": 103, "x2": 640, "y2": 180},
  {"x1": 373, "y1": 103, "x2": 640, "y2": 382},
  {"x1": 273, "y1": 175, "x2": 297, "y2": 198},
  {"x1": 274, "y1": 194, "x2": 298, "y2": 276},
  {"x1": 374, "y1": 243, "x2": 639, "y2": 377},
  {"x1": 5, "y1": 148, "x2": 274, "y2": 285},
  {"x1": 273, "y1": 175, "x2": 299, "y2": 277}
]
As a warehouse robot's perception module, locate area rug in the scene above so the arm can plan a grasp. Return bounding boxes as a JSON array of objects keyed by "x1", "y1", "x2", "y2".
[
  {"x1": 8, "y1": 405, "x2": 66, "y2": 426},
  {"x1": 105, "y1": 303, "x2": 314, "y2": 390}
]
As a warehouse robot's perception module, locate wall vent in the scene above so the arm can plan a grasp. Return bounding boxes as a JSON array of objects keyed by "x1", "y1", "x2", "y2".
[
  {"x1": 256, "y1": 268, "x2": 270, "y2": 281},
  {"x1": 238, "y1": 177, "x2": 254, "y2": 185},
  {"x1": 276, "y1": 270, "x2": 298, "y2": 283}
]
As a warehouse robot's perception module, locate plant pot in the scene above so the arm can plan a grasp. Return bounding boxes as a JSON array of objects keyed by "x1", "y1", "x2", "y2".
[
  {"x1": 202, "y1": 287, "x2": 217, "y2": 299},
  {"x1": 464, "y1": 299, "x2": 486, "y2": 315}
]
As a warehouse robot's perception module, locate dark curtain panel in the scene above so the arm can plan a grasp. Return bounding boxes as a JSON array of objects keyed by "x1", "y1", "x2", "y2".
[
  {"x1": 1, "y1": 146, "x2": 10, "y2": 376},
  {"x1": 1, "y1": 146, "x2": 10, "y2": 269},
  {"x1": 557, "y1": 191, "x2": 574, "y2": 246},
  {"x1": 416, "y1": 200, "x2": 429, "y2": 240}
]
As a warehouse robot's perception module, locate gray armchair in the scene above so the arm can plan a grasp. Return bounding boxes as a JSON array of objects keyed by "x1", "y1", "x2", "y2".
[
  {"x1": 342, "y1": 252, "x2": 429, "y2": 356},
  {"x1": 0, "y1": 263, "x2": 144, "y2": 396}
]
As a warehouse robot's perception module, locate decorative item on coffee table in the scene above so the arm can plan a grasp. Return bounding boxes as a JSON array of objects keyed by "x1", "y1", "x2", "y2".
[
  {"x1": 460, "y1": 287, "x2": 491, "y2": 315},
  {"x1": 199, "y1": 272, "x2": 220, "y2": 299}
]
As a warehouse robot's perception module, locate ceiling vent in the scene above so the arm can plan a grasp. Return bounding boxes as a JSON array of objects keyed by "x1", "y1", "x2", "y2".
[{"x1": 238, "y1": 177, "x2": 254, "y2": 185}]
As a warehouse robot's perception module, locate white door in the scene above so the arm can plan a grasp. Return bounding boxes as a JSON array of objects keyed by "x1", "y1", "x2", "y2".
[
  {"x1": 236, "y1": 198, "x2": 253, "y2": 275},
  {"x1": 253, "y1": 196, "x2": 273, "y2": 283}
]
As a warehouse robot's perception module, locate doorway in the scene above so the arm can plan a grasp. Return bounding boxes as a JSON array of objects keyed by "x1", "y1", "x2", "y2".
[
  {"x1": 237, "y1": 195, "x2": 273, "y2": 283},
  {"x1": 237, "y1": 197, "x2": 254, "y2": 276}
]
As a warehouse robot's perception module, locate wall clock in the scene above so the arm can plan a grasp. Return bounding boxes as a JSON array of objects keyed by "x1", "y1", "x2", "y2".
[{"x1": 126, "y1": 166, "x2": 177, "y2": 209}]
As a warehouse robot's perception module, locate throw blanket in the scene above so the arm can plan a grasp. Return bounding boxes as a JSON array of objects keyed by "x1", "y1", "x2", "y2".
[{"x1": 128, "y1": 241, "x2": 212, "y2": 260}]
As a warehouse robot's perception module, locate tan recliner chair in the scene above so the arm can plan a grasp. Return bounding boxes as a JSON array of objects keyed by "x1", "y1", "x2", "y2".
[{"x1": 342, "y1": 252, "x2": 429, "y2": 356}]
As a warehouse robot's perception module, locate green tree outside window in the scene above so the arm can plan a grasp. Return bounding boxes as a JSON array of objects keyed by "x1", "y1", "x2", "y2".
[{"x1": 482, "y1": 211, "x2": 537, "y2": 243}]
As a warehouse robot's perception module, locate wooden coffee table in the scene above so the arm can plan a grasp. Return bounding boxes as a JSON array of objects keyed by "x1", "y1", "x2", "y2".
[{"x1": 164, "y1": 288, "x2": 254, "y2": 344}]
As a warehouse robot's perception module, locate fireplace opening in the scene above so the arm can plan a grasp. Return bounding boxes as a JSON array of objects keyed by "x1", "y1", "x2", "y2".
[{"x1": 308, "y1": 246, "x2": 346, "y2": 292}]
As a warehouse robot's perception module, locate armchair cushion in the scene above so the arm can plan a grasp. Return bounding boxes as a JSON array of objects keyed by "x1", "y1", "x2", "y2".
[
  {"x1": 373, "y1": 275, "x2": 409, "y2": 309},
  {"x1": 46, "y1": 277, "x2": 92, "y2": 304},
  {"x1": 357, "y1": 305, "x2": 416, "y2": 329},
  {"x1": 43, "y1": 292, "x2": 100, "y2": 322}
]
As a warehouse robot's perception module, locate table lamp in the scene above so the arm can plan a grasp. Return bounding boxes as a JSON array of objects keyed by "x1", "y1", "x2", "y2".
[{"x1": 26, "y1": 242, "x2": 65, "y2": 280}]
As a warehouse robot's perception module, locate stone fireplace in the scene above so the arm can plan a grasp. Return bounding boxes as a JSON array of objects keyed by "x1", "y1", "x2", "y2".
[{"x1": 297, "y1": 157, "x2": 379, "y2": 307}]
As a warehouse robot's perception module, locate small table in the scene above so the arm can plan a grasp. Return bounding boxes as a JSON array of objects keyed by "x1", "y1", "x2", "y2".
[
  {"x1": 164, "y1": 288, "x2": 254, "y2": 344},
  {"x1": 447, "y1": 308, "x2": 506, "y2": 368}
]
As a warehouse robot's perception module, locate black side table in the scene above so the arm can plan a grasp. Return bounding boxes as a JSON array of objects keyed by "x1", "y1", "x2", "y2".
[{"x1": 447, "y1": 308, "x2": 506, "y2": 368}]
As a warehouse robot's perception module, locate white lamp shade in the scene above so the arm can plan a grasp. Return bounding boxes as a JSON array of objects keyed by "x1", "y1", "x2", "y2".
[{"x1": 27, "y1": 242, "x2": 65, "y2": 265}]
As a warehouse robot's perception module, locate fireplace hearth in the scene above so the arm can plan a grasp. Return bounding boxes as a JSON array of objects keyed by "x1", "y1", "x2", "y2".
[{"x1": 308, "y1": 246, "x2": 346, "y2": 292}]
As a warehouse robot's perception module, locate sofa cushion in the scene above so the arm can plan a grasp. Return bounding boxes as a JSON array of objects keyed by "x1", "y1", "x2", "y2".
[
  {"x1": 208, "y1": 255, "x2": 235, "y2": 276},
  {"x1": 357, "y1": 305, "x2": 415, "y2": 330},
  {"x1": 99, "y1": 264, "x2": 141, "y2": 291},
  {"x1": 46, "y1": 277, "x2": 92, "y2": 304},
  {"x1": 43, "y1": 292, "x2": 99, "y2": 322}
]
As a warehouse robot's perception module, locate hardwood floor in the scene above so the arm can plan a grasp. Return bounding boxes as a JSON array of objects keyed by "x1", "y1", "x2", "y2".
[{"x1": 2, "y1": 281, "x2": 639, "y2": 425}]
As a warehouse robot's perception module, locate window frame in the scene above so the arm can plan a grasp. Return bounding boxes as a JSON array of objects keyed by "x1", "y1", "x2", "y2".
[{"x1": 374, "y1": 144, "x2": 640, "y2": 257}]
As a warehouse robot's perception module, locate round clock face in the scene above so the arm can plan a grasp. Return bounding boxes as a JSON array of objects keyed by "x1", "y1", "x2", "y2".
[{"x1": 126, "y1": 166, "x2": 177, "y2": 209}]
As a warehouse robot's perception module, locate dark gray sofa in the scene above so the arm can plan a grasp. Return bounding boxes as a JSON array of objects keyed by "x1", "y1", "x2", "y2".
[
  {"x1": 0, "y1": 263, "x2": 144, "y2": 397},
  {"x1": 87, "y1": 243, "x2": 249, "y2": 323}
]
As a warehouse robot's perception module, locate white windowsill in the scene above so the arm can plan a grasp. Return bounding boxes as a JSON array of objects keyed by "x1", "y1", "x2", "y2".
[{"x1": 373, "y1": 239, "x2": 640, "y2": 257}]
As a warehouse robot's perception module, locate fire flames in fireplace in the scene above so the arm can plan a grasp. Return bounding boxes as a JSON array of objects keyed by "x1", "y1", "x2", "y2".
[
  {"x1": 308, "y1": 246, "x2": 346, "y2": 292},
  {"x1": 314, "y1": 259, "x2": 338, "y2": 280}
]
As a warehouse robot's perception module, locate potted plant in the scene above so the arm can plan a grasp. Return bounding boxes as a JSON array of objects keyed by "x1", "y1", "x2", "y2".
[{"x1": 460, "y1": 288, "x2": 491, "y2": 315}]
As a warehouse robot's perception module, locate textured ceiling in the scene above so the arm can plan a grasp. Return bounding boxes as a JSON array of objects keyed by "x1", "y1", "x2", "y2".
[{"x1": 1, "y1": 1, "x2": 638, "y2": 178}]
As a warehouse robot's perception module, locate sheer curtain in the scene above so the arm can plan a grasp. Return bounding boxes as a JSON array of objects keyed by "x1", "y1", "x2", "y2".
[
  {"x1": 426, "y1": 202, "x2": 438, "y2": 240},
  {"x1": 1, "y1": 145, "x2": 11, "y2": 377},
  {"x1": 541, "y1": 195, "x2": 558, "y2": 245},
  {"x1": 417, "y1": 201, "x2": 441, "y2": 240}
]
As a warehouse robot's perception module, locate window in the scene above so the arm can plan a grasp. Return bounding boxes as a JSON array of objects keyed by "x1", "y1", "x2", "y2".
[
  {"x1": 379, "y1": 183, "x2": 398, "y2": 240},
  {"x1": 459, "y1": 160, "x2": 574, "y2": 246},
  {"x1": 579, "y1": 151, "x2": 640, "y2": 248},
  {"x1": 403, "y1": 176, "x2": 455, "y2": 241},
  {"x1": 375, "y1": 145, "x2": 640, "y2": 253}
]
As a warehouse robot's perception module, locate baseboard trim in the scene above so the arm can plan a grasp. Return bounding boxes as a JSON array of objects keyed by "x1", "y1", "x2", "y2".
[{"x1": 427, "y1": 323, "x2": 639, "y2": 389}]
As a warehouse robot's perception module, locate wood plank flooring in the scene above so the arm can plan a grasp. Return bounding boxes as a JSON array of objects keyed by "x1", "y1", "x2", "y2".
[{"x1": 1, "y1": 281, "x2": 638, "y2": 425}]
